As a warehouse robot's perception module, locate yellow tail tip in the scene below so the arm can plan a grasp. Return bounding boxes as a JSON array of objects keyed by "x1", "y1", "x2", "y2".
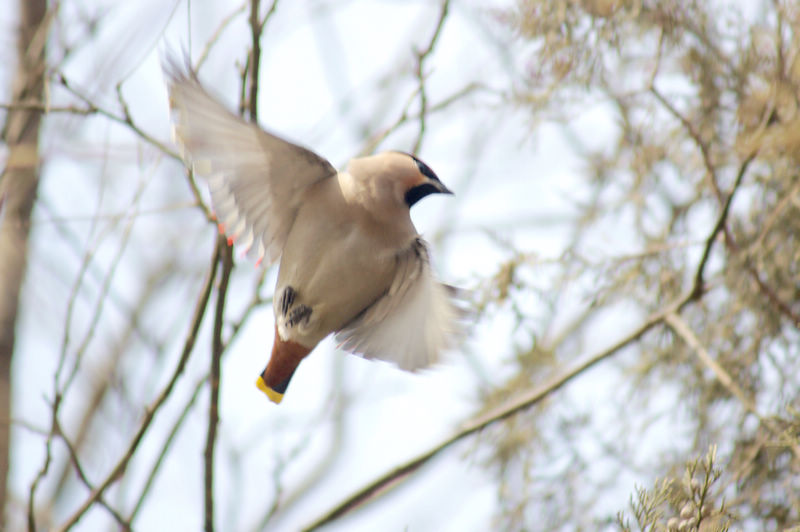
[{"x1": 256, "y1": 376, "x2": 284, "y2": 404}]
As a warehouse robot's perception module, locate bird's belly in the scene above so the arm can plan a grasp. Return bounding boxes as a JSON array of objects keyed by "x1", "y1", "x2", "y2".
[{"x1": 275, "y1": 221, "x2": 397, "y2": 345}]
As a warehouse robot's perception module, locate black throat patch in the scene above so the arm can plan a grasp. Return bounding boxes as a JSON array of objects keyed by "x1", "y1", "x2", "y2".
[{"x1": 405, "y1": 183, "x2": 440, "y2": 207}]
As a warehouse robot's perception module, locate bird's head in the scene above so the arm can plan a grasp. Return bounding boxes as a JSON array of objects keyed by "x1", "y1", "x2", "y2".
[{"x1": 346, "y1": 152, "x2": 453, "y2": 216}]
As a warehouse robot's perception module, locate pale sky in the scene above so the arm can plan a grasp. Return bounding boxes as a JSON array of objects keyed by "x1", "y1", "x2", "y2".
[{"x1": 5, "y1": 1, "x2": 652, "y2": 530}]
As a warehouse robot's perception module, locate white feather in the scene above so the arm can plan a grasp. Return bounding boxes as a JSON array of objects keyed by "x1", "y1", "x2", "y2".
[
  {"x1": 335, "y1": 240, "x2": 461, "y2": 371},
  {"x1": 165, "y1": 65, "x2": 336, "y2": 265}
]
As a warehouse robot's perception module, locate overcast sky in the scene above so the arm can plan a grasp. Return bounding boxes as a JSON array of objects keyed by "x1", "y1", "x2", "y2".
[{"x1": 3, "y1": 1, "x2": 646, "y2": 530}]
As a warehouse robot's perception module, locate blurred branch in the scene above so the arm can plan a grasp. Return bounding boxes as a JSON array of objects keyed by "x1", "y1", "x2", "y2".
[
  {"x1": 746, "y1": 265, "x2": 800, "y2": 329},
  {"x1": 664, "y1": 312, "x2": 758, "y2": 417},
  {"x1": 52, "y1": 417, "x2": 129, "y2": 530},
  {"x1": 57, "y1": 74, "x2": 178, "y2": 159},
  {"x1": 204, "y1": 238, "x2": 233, "y2": 532},
  {"x1": 128, "y1": 375, "x2": 208, "y2": 523},
  {"x1": 301, "y1": 291, "x2": 694, "y2": 531},
  {"x1": 690, "y1": 153, "x2": 754, "y2": 300},
  {"x1": 3, "y1": 0, "x2": 48, "y2": 528},
  {"x1": 61, "y1": 185, "x2": 144, "y2": 393},
  {"x1": 649, "y1": 87, "x2": 723, "y2": 204},
  {"x1": 664, "y1": 312, "x2": 800, "y2": 460},
  {"x1": 247, "y1": 0, "x2": 263, "y2": 121},
  {"x1": 361, "y1": 82, "x2": 486, "y2": 155},
  {"x1": 412, "y1": 0, "x2": 450, "y2": 154},
  {"x1": 54, "y1": 239, "x2": 222, "y2": 532},
  {"x1": 37, "y1": 199, "x2": 162, "y2": 353},
  {"x1": 748, "y1": 177, "x2": 800, "y2": 252},
  {"x1": 56, "y1": 73, "x2": 214, "y2": 222},
  {"x1": 196, "y1": 1, "x2": 248, "y2": 72},
  {"x1": 227, "y1": 268, "x2": 270, "y2": 345},
  {"x1": 254, "y1": 360, "x2": 348, "y2": 529},
  {"x1": 245, "y1": 0, "x2": 280, "y2": 122},
  {"x1": 0, "y1": 101, "x2": 97, "y2": 114}
]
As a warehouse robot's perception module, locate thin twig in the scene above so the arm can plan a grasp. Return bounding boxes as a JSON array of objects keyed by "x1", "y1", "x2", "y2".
[
  {"x1": 195, "y1": 1, "x2": 248, "y2": 72},
  {"x1": 363, "y1": 82, "x2": 485, "y2": 155},
  {"x1": 27, "y1": 394, "x2": 58, "y2": 532},
  {"x1": 63, "y1": 179, "x2": 147, "y2": 392},
  {"x1": 57, "y1": 74, "x2": 178, "y2": 159},
  {"x1": 664, "y1": 312, "x2": 800, "y2": 460},
  {"x1": 747, "y1": 266, "x2": 800, "y2": 329},
  {"x1": 52, "y1": 417, "x2": 129, "y2": 530},
  {"x1": 57, "y1": 72, "x2": 214, "y2": 222},
  {"x1": 690, "y1": 153, "x2": 754, "y2": 300},
  {"x1": 50, "y1": 271, "x2": 168, "y2": 503},
  {"x1": 204, "y1": 239, "x2": 233, "y2": 532},
  {"x1": 411, "y1": 0, "x2": 450, "y2": 154},
  {"x1": 226, "y1": 268, "x2": 270, "y2": 345},
  {"x1": 301, "y1": 291, "x2": 692, "y2": 531},
  {"x1": 664, "y1": 312, "x2": 758, "y2": 416},
  {"x1": 54, "y1": 240, "x2": 222, "y2": 532},
  {"x1": 0, "y1": 101, "x2": 96, "y2": 114},
  {"x1": 129, "y1": 375, "x2": 208, "y2": 523},
  {"x1": 247, "y1": 0, "x2": 262, "y2": 122},
  {"x1": 650, "y1": 86, "x2": 723, "y2": 204}
]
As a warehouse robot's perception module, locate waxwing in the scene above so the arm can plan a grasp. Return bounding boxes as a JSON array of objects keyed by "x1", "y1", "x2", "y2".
[{"x1": 165, "y1": 60, "x2": 460, "y2": 404}]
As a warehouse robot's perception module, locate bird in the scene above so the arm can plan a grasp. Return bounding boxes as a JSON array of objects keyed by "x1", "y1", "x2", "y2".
[{"x1": 165, "y1": 60, "x2": 461, "y2": 404}]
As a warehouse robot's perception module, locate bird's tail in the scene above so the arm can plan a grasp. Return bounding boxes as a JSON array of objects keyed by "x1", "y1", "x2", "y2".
[{"x1": 256, "y1": 326, "x2": 312, "y2": 404}]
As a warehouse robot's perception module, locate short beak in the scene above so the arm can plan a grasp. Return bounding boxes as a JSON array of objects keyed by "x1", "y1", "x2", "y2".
[{"x1": 435, "y1": 181, "x2": 454, "y2": 196}]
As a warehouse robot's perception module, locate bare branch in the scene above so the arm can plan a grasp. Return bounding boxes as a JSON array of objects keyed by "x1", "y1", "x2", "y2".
[
  {"x1": 204, "y1": 239, "x2": 233, "y2": 532},
  {"x1": 52, "y1": 418, "x2": 129, "y2": 530},
  {"x1": 195, "y1": 1, "x2": 249, "y2": 72},
  {"x1": 664, "y1": 312, "x2": 758, "y2": 417},
  {"x1": 54, "y1": 239, "x2": 222, "y2": 532},
  {"x1": 650, "y1": 86, "x2": 723, "y2": 204},
  {"x1": 301, "y1": 291, "x2": 693, "y2": 531},
  {"x1": 55, "y1": 73, "x2": 214, "y2": 222},
  {"x1": 4, "y1": 0, "x2": 47, "y2": 527},
  {"x1": 664, "y1": 312, "x2": 800, "y2": 460},
  {"x1": 362, "y1": 82, "x2": 485, "y2": 155},
  {"x1": 412, "y1": 0, "x2": 451, "y2": 154},
  {"x1": 690, "y1": 154, "x2": 754, "y2": 300},
  {"x1": 128, "y1": 375, "x2": 208, "y2": 523}
]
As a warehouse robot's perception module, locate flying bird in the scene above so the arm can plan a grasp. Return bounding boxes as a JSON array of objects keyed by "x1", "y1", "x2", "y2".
[{"x1": 165, "y1": 61, "x2": 460, "y2": 404}]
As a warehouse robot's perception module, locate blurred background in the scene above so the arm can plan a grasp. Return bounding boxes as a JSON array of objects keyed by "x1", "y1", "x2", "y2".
[{"x1": 1, "y1": 0, "x2": 799, "y2": 530}]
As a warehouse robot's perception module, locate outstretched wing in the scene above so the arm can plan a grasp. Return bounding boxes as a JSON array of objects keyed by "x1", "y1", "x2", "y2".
[
  {"x1": 335, "y1": 238, "x2": 462, "y2": 371},
  {"x1": 165, "y1": 59, "x2": 336, "y2": 264}
]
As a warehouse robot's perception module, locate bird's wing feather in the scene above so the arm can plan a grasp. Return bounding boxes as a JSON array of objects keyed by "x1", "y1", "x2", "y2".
[
  {"x1": 165, "y1": 62, "x2": 336, "y2": 264},
  {"x1": 335, "y1": 238, "x2": 461, "y2": 371}
]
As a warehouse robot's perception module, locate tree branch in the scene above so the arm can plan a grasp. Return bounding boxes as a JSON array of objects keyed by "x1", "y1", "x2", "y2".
[
  {"x1": 204, "y1": 238, "x2": 233, "y2": 532},
  {"x1": 52, "y1": 417, "x2": 129, "y2": 530},
  {"x1": 54, "y1": 239, "x2": 221, "y2": 532},
  {"x1": 128, "y1": 375, "x2": 208, "y2": 523},
  {"x1": 664, "y1": 311, "x2": 800, "y2": 460},
  {"x1": 301, "y1": 291, "x2": 692, "y2": 531},
  {"x1": 56, "y1": 73, "x2": 214, "y2": 222},
  {"x1": 690, "y1": 153, "x2": 754, "y2": 300},
  {"x1": 412, "y1": 0, "x2": 450, "y2": 154},
  {"x1": 664, "y1": 312, "x2": 757, "y2": 416},
  {"x1": 650, "y1": 86, "x2": 723, "y2": 205}
]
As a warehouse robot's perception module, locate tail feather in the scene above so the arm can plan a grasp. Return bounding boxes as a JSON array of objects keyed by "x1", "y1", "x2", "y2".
[{"x1": 256, "y1": 326, "x2": 312, "y2": 404}]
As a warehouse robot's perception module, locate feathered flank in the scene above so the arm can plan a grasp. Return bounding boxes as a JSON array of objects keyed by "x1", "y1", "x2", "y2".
[{"x1": 335, "y1": 239, "x2": 462, "y2": 371}]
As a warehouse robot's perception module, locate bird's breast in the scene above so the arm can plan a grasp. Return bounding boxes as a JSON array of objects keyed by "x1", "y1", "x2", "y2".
[{"x1": 275, "y1": 208, "x2": 404, "y2": 346}]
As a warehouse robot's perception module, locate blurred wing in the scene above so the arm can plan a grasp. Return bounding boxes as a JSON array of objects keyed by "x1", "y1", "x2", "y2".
[
  {"x1": 165, "y1": 59, "x2": 336, "y2": 264},
  {"x1": 335, "y1": 238, "x2": 461, "y2": 371}
]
